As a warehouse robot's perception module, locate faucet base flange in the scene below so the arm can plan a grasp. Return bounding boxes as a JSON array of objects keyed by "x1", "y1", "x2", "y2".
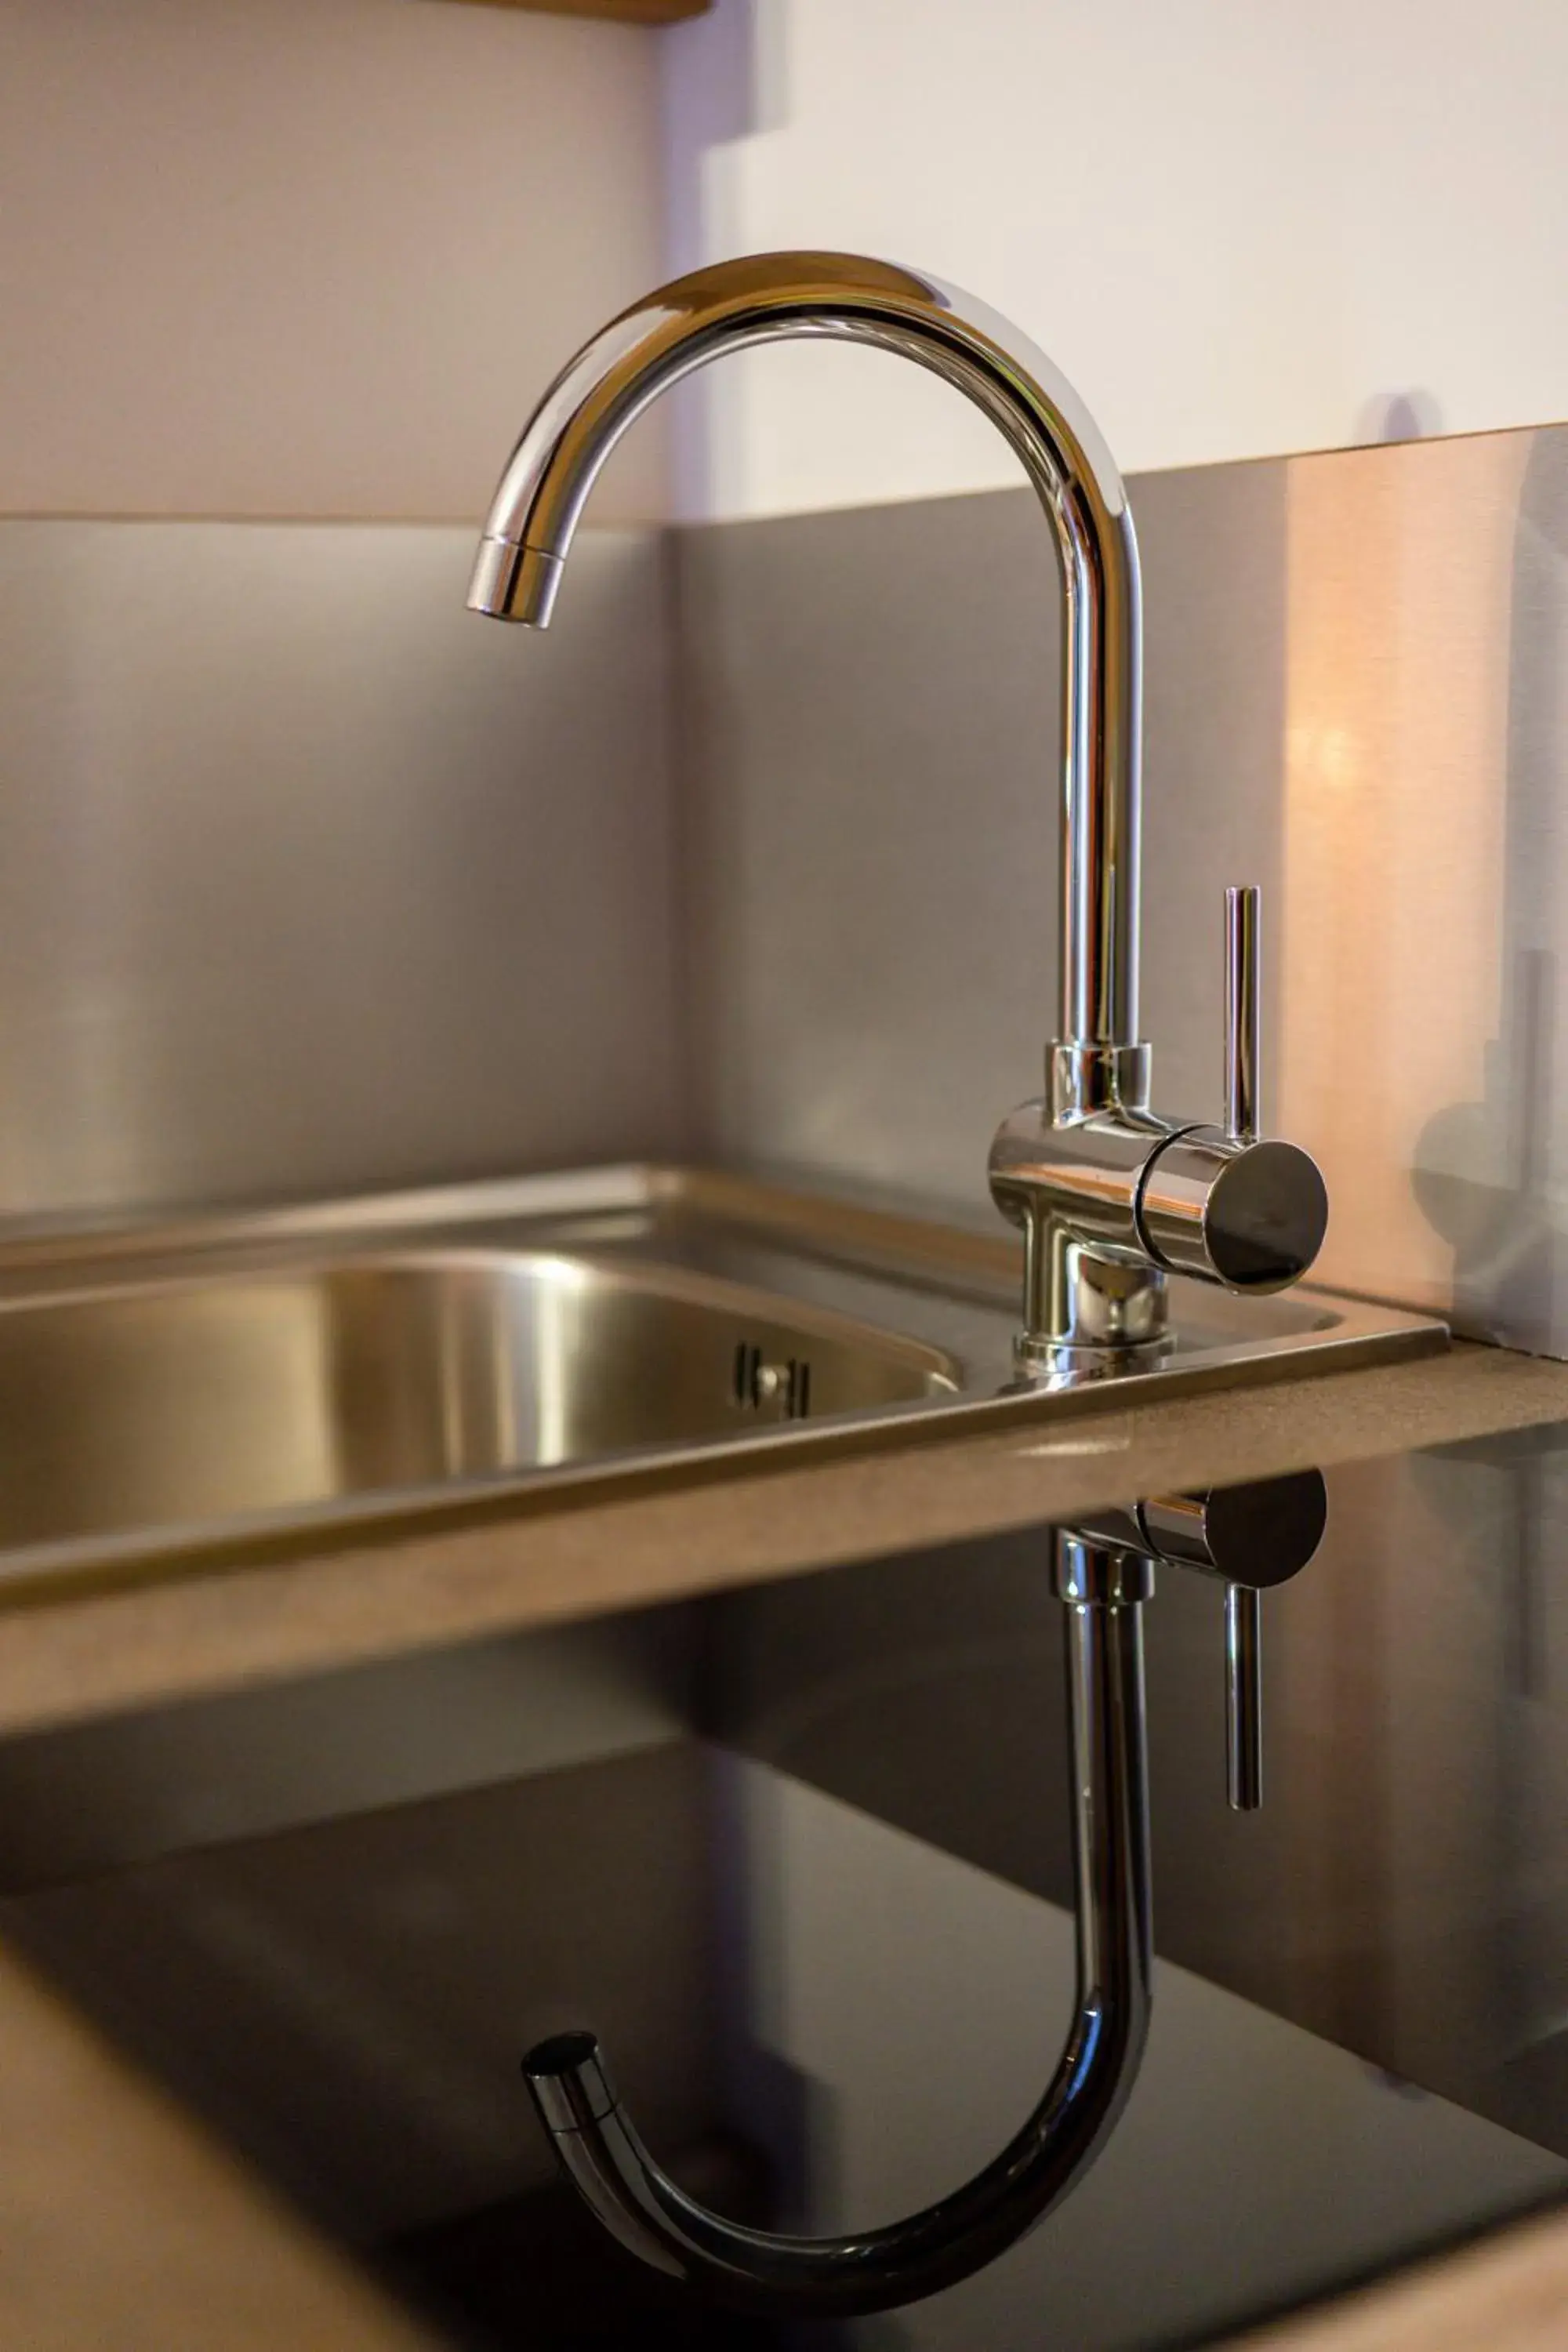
[{"x1": 1011, "y1": 1328, "x2": 1177, "y2": 1389}]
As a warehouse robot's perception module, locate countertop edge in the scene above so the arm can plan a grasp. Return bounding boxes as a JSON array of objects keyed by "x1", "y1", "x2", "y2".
[{"x1": 0, "y1": 1339, "x2": 1564, "y2": 1738}]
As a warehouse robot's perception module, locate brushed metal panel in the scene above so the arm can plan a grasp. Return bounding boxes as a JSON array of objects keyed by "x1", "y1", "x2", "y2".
[
  {"x1": 673, "y1": 428, "x2": 1568, "y2": 1356},
  {"x1": 673, "y1": 466, "x2": 1289, "y2": 1206},
  {"x1": 0, "y1": 1242, "x2": 951, "y2": 1561},
  {"x1": 1277, "y1": 427, "x2": 1565, "y2": 1347},
  {"x1": 0, "y1": 521, "x2": 678, "y2": 1218},
  {"x1": 673, "y1": 488, "x2": 1066, "y2": 1203}
]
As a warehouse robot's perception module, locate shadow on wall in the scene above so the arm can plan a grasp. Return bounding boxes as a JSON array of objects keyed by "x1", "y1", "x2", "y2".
[
  {"x1": 1353, "y1": 390, "x2": 1446, "y2": 445},
  {"x1": 1414, "y1": 435, "x2": 1568, "y2": 1352}
]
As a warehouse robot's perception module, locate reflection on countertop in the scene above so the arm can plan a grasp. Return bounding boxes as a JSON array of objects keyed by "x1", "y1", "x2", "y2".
[{"x1": 7, "y1": 1424, "x2": 1568, "y2": 2344}]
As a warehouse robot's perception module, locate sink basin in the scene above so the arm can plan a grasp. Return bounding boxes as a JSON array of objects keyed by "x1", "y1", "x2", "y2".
[
  {"x1": 0, "y1": 1250, "x2": 955, "y2": 1556},
  {"x1": 0, "y1": 1163, "x2": 1446, "y2": 1584}
]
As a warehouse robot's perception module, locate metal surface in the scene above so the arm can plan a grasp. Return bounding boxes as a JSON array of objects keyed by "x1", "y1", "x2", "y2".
[
  {"x1": 673, "y1": 428, "x2": 1568, "y2": 1363},
  {"x1": 0, "y1": 1166, "x2": 1440, "y2": 1596},
  {"x1": 1137, "y1": 1131, "x2": 1329, "y2": 1294},
  {"x1": 989, "y1": 871, "x2": 1326, "y2": 1367},
  {"x1": 5, "y1": 426, "x2": 1560, "y2": 1357},
  {"x1": 467, "y1": 251, "x2": 1325, "y2": 1377},
  {"x1": 0, "y1": 1250, "x2": 952, "y2": 1560},
  {"x1": 1225, "y1": 1584, "x2": 1264, "y2": 1813},
  {"x1": 473, "y1": 255, "x2": 1329, "y2": 1374},
  {"x1": 0, "y1": 520, "x2": 678, "y2": 1221},
  {"x1": 466, "y1": 250, "x2": 1142, "y2": 1081},
  {"x1": 1065, "y1": 1470, "x2": 1327, "y2": 1815},
  {"x1": 1225, "y1": 884, "x2": 1261, "y2": 1145},
  {"x1": 521, "y1": 1536, "x2": 1152, "y2": 2317}
]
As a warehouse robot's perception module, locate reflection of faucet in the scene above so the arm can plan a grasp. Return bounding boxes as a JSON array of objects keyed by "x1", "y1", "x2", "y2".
[
  {"x1": 509, "y1": 1470, "x2": 1323, "y2": 2317},
  {"x1": 1065, "y1": 1469, "x2": 1328, "y2": 1810},
  {"x1": 521, "y1": 1542, "x2": 1152, "y2": 2318},
  {"x1": 467, "y1": 252, "x2": 1328, "y2": 1378}
]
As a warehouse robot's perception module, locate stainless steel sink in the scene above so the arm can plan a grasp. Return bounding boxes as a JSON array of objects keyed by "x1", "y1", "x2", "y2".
[
  {"x1": 0, "y1": 1163, "x2": 1446, "y2": 1584},
  {"x1": 0, "y1": 1249, "x2": 954, "y2": 1557}
]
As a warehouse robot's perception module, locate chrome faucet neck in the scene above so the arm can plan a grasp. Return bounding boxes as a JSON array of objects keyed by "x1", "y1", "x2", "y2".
[
  {"x1": 466, "y1": 250, "x2": 1145, "y2": 1069},
  {"x1": 470, "y1": 251, "x2": 1326, "y2": 1380}
]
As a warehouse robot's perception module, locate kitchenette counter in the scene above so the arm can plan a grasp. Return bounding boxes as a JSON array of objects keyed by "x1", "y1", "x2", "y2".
[
  {"x1": 0, "y1": 1940, "x2": 441, "y2": 2352},
  {"x1": 0, "y1": 1335, "x2": 1564, "y2": 1742},
  {"x1": 15, "y1": 1374, "x2": 1568, "y2": 2352},
  {"x1": 9, "y1": 1367, "x2": 1568, "y2": 2347}
]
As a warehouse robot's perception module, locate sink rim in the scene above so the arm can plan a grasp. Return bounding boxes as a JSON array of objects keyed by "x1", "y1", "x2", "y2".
[{"x1": 0, "y1": 1163, "x2": 1448, "y2": 1601}]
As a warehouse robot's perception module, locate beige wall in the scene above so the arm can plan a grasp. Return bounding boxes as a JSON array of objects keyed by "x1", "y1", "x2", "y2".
[{"x1": 0, "y1": 0, "x2": 666, "y2": 523}]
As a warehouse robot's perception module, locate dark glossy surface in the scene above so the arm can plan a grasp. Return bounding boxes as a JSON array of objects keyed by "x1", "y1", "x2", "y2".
[
  {"x1": 7, "y1": 1423, "x2": 1568, "y2": 2346},
  {"x1": 520, "y1": 1564, "x2": 1152, "y2": 2318}
]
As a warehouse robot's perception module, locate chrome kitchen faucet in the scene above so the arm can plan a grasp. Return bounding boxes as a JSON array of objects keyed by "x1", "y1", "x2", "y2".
[{"x1": 468, "y1": 252, "x2": 1327, "y2": 1377}]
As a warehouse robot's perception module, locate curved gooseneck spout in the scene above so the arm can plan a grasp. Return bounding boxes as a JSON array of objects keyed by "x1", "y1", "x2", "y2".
[
  {"x1": 468, "y1": 251, "x2": 1145, "y2": 1116},
  {"x1": 469, "y1": 253, "x2": 1328, "y2": 1370},
  {"x1": 520, "y1": 1544, "x2": 1152, "y2": 2319}
]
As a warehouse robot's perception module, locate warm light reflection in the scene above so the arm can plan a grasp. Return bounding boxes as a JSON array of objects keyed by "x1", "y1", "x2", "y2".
[
  {"x1": 1279, "y1": 433, "x2": 1527, "y2": 1314},
  {"x1": 532, "y1": 1265, "x2": 575, "y2": 1465}
]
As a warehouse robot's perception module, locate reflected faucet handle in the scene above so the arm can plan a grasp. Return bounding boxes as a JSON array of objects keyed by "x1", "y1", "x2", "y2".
[
  {"x1": 1133, "y1": 1472, "x2": 1328, "y2": 1813},
  {"x1": 1223, "y1": 1584, "x2": 1263, "y2": 1812},
  {"x1": 1224, "y1": 884, "x2": 1261, "y2": 1145}
]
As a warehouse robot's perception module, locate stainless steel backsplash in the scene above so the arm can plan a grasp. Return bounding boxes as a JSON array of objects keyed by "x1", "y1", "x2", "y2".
[
  {"x1": 674, "y1": 425, "x2": 1568, "y2": 1355},
  {"x1": 5, "y1": 427, "x2": 1564, "y2": 1354},
  {"x1": 0, "y1": 521, "x2": 679, "y2": 1219}
]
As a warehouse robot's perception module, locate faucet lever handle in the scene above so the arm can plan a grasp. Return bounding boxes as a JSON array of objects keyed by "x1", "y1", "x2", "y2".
[{"x1": 1224, "y1": 884, "x2": 1261, "y2": 1144}]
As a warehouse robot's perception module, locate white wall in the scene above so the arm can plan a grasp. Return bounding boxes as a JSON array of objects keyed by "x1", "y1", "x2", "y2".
[
  {"x1": 662, "y1": 0, "x2": 1568, "y2": 519},
  {"x1": 15, "y1": 2, "x2": 1563, "y2": 532},
  {"x1": 0, "y1": 0, "x2": 666, "y2": 522}
]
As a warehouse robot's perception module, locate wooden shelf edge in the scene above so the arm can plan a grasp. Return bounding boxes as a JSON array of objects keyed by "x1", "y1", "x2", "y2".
[{"x1": 433, "y1": 0, "x2": 712, "y2": 22}]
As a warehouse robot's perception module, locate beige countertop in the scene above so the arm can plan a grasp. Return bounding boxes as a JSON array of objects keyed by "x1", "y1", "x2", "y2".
[
  {"x1": 0, "y1": 1334, "x2": 1565, "y2": 1741},
  {"x1": 1229, "y1": 2202, "x2": 1568, "y2": 2350},
  {"x1": 0, "y1": 1941, "x2": 441, "y2": 2352},
  {"x1": 6, "y1": 1335, "x2": 1568, "y2": 2347}
]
